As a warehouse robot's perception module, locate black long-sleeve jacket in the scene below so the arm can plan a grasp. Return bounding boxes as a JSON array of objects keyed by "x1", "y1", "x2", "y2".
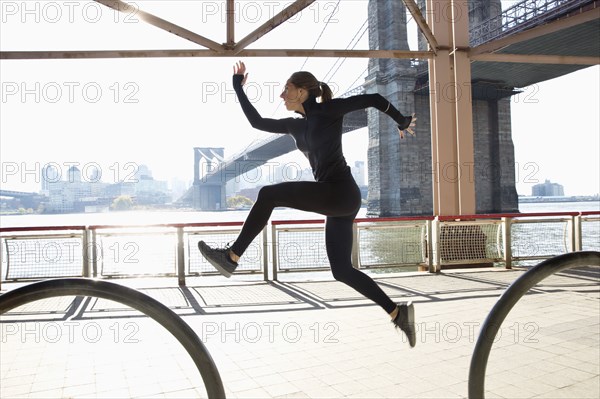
[{"x1": 233, "y1": 74, "x2": 409, "y2": 182}]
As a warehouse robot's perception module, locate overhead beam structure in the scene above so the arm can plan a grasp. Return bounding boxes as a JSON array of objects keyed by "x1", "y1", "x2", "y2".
[
  {"x1": 403, "y1": 0, "x2": 439, "y2": 54},
  {"x1": 96, "y1": 0, "x2": 224, "y2": 52},
  {"x1": 0, "y1": 50, "x2": 433, "y2": 60},
  {"x1": 1, "y1": 0, "x2": 598, "y2": 217},
  {"x1": 226, "y1": 0, "x2": 235, "y2": 49},
  {"x1": 232, "y1": 0, "x2": 317, "y2": 54}
]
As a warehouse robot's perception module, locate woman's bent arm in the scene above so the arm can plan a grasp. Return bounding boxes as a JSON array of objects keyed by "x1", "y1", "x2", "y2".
[
  {"x1": 325, "y1": 93, "x2": 411, "y2": 129},
  {"x1": 233, "y1": 75, "x2": 291, "y2": 134}
]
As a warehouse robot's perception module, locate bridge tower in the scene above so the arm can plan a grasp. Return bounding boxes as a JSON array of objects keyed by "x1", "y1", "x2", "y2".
[
  {"x1": 365, "y1": 0, "x2": 518, "y2": 216},
  {"x1": 364, "y1": 0, "x2": 418, "y2": 216},
  {"x1": 192, "y1": 147, "x2": 226, "y2": 210}
]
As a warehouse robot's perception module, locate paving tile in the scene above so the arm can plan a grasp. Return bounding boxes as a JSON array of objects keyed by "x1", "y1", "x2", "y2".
[
  {"x1": 263, "y1": 381, "x2": 303, "y2": 397},
  {"x1": 1, "y1": 268, "x2": 598, "y2": 399}
]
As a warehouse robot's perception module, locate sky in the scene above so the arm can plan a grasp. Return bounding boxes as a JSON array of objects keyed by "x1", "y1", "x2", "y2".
[{"x1": 1, "y1": 0, "x2": 599, "y2": 197}]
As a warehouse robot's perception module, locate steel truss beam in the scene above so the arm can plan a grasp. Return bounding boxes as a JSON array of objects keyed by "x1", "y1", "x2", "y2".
[
  {"x1": 0, "y1": 49, "x2": 433, "y2": 60},
  {"x1": 95, "y1": 0, "x2": 224, "y2": 52}
]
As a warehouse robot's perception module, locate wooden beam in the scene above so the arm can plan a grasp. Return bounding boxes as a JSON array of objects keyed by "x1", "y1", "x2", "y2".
[
  {"x1": 470, "y1": 7, "x2": 600, "y2": 56},
  {"x1": 233, "y1": 0, "x2": 316, "y2": 54},
  {"x1": 95, "y1": 0, "x2": 224, "y2": 52},
  {"x1": 238, "y1": 49, "x2": 432, "y2": 59},
  {"x1": 403, "y1": 0, "x2": 438, "y2": 53},
  {"x1": 1, "y1": 49, "x2": 434, "y2": 60},
  {"x1": 471, "y1": 53, "x2": 600, "y2": 65},
  {"x1": 226, "y1": 0, "x2": 235, "y2": 49}
]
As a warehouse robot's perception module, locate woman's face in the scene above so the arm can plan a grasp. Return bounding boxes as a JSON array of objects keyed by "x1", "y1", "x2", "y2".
[{"x1": 280, "y1": 81, "x2": 307, "y2": 112}]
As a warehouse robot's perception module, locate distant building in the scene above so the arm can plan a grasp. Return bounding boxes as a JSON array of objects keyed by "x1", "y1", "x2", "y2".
[
  {"x1": 44, "y1": 163, "x2": 169, "y2": 213},
  {"x1": 532, "y1": 180, "x2": 564, "y2": 196},
  {"x1": 41, "y1": 164, "x2": 60, "y2": 194}
]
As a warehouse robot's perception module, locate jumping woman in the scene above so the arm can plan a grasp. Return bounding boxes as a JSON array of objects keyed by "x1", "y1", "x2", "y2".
[{"x1": 199, "y1": 61, "x2": 417, "y2": 346}]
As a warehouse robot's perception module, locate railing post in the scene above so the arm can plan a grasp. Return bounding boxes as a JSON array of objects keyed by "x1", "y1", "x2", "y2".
[
  {"x1": 432, "y1": 217, "x2": 441, "y2": 273},
  {"x1": 0, "y1": 237, "x2": 3, "y2": 291},
  {"x1": 271, "y1": 224, "x2": 278, "y2": 281},
  {"x1": 177, "y1": 227, "x2": 186, "y2": 286},
  {"x1": 91, "y1": 229, "x2": 98, "y2": 277},
  {"x1": 566, "y1": 215, "x2": 577, "y2": 253},
  {"x1": 82, "y1": 228, "x2": 91, "y2": 277},
  {"x1": 502, "y1": 217, "x2": 512, "y2": 269},
  {"x1": 574, "y1": 214, "x2": 583, "y2": 252},
  {"x1": 262, "y1": 227, "x2": 269, "y2": 281},
  {"x1": 426, "y1": 219, "x2": 435, "y2": 273},
  {"x1": 352, "y1": 221, "x2": 360, "y2": 269}
]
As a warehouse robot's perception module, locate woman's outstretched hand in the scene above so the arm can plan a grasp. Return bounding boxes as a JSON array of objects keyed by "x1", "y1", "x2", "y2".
[
  {"x1": 233, "y1": 61, "x2": 248, "y2": 86},
  {"x1": 398, "y1": 113, "x2": 417, "y2": 139}
]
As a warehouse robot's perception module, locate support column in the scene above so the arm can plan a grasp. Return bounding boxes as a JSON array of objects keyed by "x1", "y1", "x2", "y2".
[
  {"x1": 427, "y1": 0, "x2": 475, "y2": 216},
  {"x1": 365, "y1": 0, "x2": 419, "y2": 216},
  {"x1": 452, "y1": 0, "x2": 476, "y2": 215}
]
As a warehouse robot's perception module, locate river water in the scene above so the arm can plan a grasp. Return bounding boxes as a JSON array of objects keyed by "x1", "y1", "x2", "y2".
[{"x1": 1, "y1": 201, "x2": 598, "y2": 228}]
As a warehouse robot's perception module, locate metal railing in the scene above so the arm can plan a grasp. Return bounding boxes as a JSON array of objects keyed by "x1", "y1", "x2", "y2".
[
  {"x1": 469, "y1": 0, "x2": 593, "y2": 47},
  {"x1": 1, "y1": 211, "x2": 598, "y2": 287}
]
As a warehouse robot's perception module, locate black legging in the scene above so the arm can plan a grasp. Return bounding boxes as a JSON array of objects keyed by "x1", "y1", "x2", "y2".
[{"x1": 230, "y1": 179, "x2": 397, "y2": 314}]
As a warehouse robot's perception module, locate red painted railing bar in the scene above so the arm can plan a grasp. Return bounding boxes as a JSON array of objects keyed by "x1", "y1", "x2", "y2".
[
  {"x1": 1, "y1": 211, "x2": 597, "y2": 233},
  {"x1": 0, "y1": 225, "x2": 87, "y2": 233},
  {"x1": 438, "y1": 211, "x2": 581, "y2": 221},
  {"x1": 88, "y1": 221, "x2": 244, "y2": 230},
  {"x1": 580, "y1": 211, "x2": 600, "y2": 216},
  {"x1": 354, "y1": 216, "x2": 435, "y2": 223},
  {"x1": 271, "y1": 219, "x2": 325, "y2": 226}
]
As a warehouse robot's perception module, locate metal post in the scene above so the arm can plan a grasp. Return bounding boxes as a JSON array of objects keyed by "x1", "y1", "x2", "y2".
[
  {"x1": 432, "y1": 217, "x2": 441, "y2": 272},
  {"x1": 574, "y1": 214, "x2": 582, "y2": 252},
  {"x1": 91, "y1": 229, "x2": 98, "y2": 277},
  {"x1": 177, "y1": 227, "x2": 186, "y2": 286},
  {"x1": 82, "y1": 228, "x2": 90, "y2": 277},
  {"x1": 271, "y1": 224, "x2": 278, "y2": 281},
  {"x1": 352, "y1": 222, "x2": 360, "y2": 269},
  {"x1": 502, "y1": 217, "x2": 512, "y2": 269},
  {"x1": 262, "y1": 227, "x2": 269, "y2": 281},
  {"x1": 0, "y1": 237, "x2": 3, "y2": 291},
  {"x1": 426, "y1": 219, "x2": 435, "y2": 273}
]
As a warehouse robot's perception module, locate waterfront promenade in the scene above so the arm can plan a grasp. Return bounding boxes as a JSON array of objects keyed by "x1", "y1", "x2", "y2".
[{"x1": 1, "y1": 266, "x2": 598, "y2": 398}]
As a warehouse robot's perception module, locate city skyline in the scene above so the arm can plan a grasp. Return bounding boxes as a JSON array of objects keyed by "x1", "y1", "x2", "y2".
[{"x1": 1, "y1": 1, "x2": 598, "y2": 198}]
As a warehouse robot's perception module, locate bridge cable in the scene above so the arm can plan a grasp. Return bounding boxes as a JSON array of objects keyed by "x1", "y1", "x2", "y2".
[
  {"x1": 297, "y1": 0, "x2": 341, "y2": 72},
  {"x1": 322, "y1": 18, "x2": 368, "y2": 84},
  {"x1": 269, "y1": 0, "x2": 342, "y2": 118},
  {"x1": 343, "y1": 66, "x2": 369, "y2": 96}
]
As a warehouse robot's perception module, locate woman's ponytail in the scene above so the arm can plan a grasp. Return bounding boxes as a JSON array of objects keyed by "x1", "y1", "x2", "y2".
[{"x1": 319, "y1": 82, "x2": 333, "y2": 102}]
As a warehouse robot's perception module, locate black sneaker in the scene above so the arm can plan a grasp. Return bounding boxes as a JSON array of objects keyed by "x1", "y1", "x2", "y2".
[
  {"x1": 198, "y1": 241, "x2": 238, "y2": 278},
  {"x1": 392, "y1": 302, "x2": 416, "y2": 348}
]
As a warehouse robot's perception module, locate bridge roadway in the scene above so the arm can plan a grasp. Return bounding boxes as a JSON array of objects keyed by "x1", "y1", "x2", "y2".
[
  {"x1": 0, "y1": 190, "x2": 47, "y2": 210},
  {"x1": 198, "y1": 0, "x2": 599, "y2": 187}
]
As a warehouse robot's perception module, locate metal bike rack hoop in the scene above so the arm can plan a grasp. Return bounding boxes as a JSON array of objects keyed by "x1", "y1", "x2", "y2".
[
  {"x1": 468, "y1": 251, "x2": 600, "y2": 399},
  {"x1": 0, "y1": 278, "x2": 226, "y2": 399}
]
